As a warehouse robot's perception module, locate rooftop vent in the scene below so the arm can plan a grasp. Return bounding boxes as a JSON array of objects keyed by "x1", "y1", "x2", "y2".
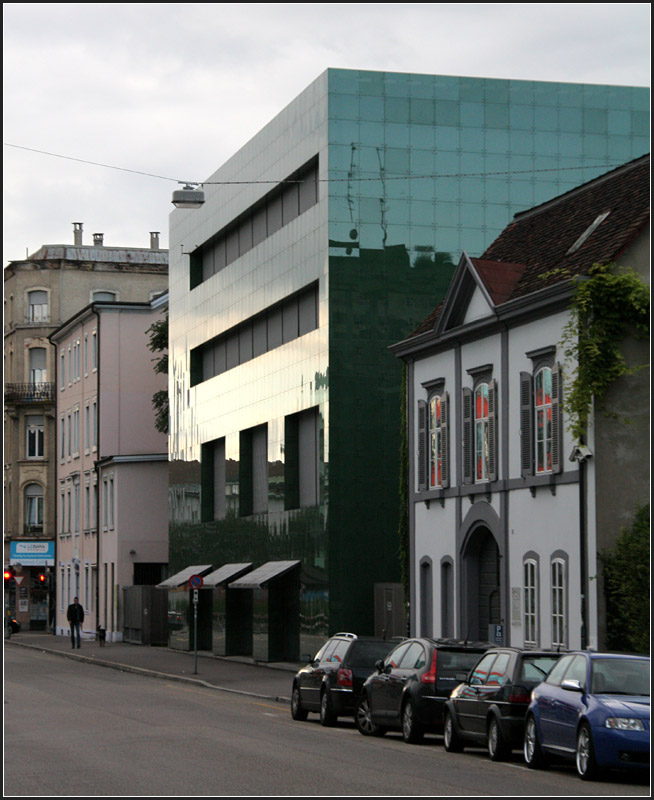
[
  {"x1": 150, "y1": 232, "x2": 160, "y2": 250},
  {"x1": 93, "y1": 233, "x2": 104, "y2": 246}
]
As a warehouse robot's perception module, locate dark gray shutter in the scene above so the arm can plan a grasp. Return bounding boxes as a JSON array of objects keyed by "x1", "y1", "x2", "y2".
[
  {"x1": 462, "y1": 387, "x2": 473, "y2": 484},
  {"x1": 520, "y1": 372, "x2": 534, "y2": 477},
  {"x1": 440, "y1": 392, "x2": 449, "y2": 489},
  {"x1": 488, "y1": 379, "x2": 498, "y2": 482},
  {"x1": 417, "y1": 400, "x2": 427, "y2": 492},
  {"x1": 551, "y1": 364, "x2": 562, "y2": 474}
]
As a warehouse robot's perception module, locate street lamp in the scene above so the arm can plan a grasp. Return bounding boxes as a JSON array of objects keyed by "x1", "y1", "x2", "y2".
[{"x1": 171, "y1": 183, "x2": 205, "y2": 209}]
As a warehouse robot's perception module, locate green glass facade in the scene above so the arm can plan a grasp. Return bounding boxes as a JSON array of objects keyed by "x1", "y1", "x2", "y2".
[{"x1": 168, "y1": 69, "x2": 648, "y2": 657}]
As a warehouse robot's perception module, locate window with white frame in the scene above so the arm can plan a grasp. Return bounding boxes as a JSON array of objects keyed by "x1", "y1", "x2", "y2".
[
  {"x1": 60, "y1": 487, "x2": 66, "y2": 534},
  {"x1": 73, "y1": 407, "x2": 80, "y2": 456},
  {"x1": 84, "y1": 334, "x2": 89, "y2": 375},
  {"x1": 520, "y1": 353, "x2": 562, "y2": 477},
  {"x1": 523, "y1": 558, "x2": 538, "y2": 646},
  {"x1": 417, "y1": 382, "x2": 449, "y2": 491},
  {"x1": 25, "y1": 414, "x2": 44, "y2": 458},
  {"x1": 60, "y1": 352, "x2": 65, "y2": 389},
  {"x1": 27, "y1": 290, "x2": 48, "y2": 322},
  {"x1": 462, "y1": 371, "x2": 497, "y2": 485},
  {"x1": 60, "y1": 415, "x2": 65, "y2": 460},
  {"x1": 92, "y1": 399, "x2": 98, "y2": 448},
  {"x1": 551, "y1": 557, "x2": 567, "y2": 647},
  {"x1": 92, "y1": 331, "x2": 98, "y2": 370},
  {"x1": 24, "y1": 483, "x2": 44, "y2": 532},
  {"x1": 29, "y1": 347, "x2": 47, "y2": 384}
]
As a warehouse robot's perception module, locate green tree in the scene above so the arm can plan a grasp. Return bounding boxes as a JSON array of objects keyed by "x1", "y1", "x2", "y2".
[
  {"x1": 601, "y1": 505, "x2": 650, "y2": 654},
  {"x1": 146, "y1": 311, "x2": 169, "y2": 434}
]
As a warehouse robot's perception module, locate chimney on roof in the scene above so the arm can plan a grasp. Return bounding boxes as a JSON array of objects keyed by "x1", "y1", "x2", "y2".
[
  {"x1": 73, "y1": 222, "x2": 83, "y2": 246},
  {"x1": 150, "y1": 231, "x2": 160, "y2": 250},
  {"x1": 93, "y1": 233, "x2": 104, "y2": 246}
]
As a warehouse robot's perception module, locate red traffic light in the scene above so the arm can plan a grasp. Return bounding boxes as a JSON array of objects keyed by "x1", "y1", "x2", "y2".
[
  {"x1": 4, "y1": 567, "x2": 15, "y2": 581},
  {"x1": 38, "y1": 573, "x2": 47, "y2": 583}
]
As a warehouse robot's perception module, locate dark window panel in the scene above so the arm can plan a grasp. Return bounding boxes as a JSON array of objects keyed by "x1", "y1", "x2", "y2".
[
  {"x1": 252, "y1": 315, "x2": 267, "y2": 357},
  {"x1": 214, "y1": 237, "x2": 227, "y2": 271},
  {"x1": 202, "y1": 248, "x2": 215, "y2": 282},
  {"x1": 202, "y1": 346, "x2": 215, "y2": 381},
  {"x1": 225, "y1": 228, "x2": 239, "y2": 265},
  {"x1": 298, "y1": 285, "x2": 318, "y2": 335},
  {"x1": 282, "y1": 295, "x2": 299, "y2": 343},
  {"x1": 239, "y1": 322, "x2": 253, "y2": 364},
  {"x1": 267, "y1": 194, "x2": 283, "y2": 235},
  {"x1": 226, "y1": 332, "x2": 240, "y2": 370},
  {"x1": 252, "y1": 204, "x2": 268, "y2": 246},
  {"x1": 214, "y1": 339, "x2": 227, "y2": 375},
  {"x1": 282, "y1": 182, "x2": 299, "y2": 225},
  {"x1": 267, "y1": 306, "x2": 283, "y2": 349},
  {"x1": 239, "y1": 215, "x2": 253, "y2": 256},
  {"x1": 299, "y1": 164, "x2": 318, "y2": 213}
]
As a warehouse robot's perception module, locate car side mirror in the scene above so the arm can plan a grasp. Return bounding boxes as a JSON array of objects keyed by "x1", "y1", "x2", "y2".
[
  {"x1": 561, "y1": 678, "x2": 583, "y2": 692},
  {"x1": 375, "y1": 659, "x2": 385, "y2": 673},
  {"x1": 301, "y1": 653, "x2": 314, "y2": 664}
]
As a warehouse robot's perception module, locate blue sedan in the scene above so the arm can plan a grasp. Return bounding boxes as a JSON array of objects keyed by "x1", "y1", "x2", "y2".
[{"x1": 523, "y1": 651, "x2": 649, "y2": 780}]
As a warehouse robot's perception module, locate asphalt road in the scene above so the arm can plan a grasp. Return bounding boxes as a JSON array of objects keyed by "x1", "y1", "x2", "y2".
[{"x1": 4, "y1": 646, "x2": 650, "y2": 797}]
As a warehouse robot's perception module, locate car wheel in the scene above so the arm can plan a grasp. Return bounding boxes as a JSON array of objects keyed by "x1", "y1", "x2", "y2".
[
  {"x1": 290, "y1": 684, "x2": 308, "y2": 721},
  {"x1": 355, "y1": 696, "x2": 386, "y2": 737},
  {"x1": 319, "y1": 689, "x2": 337, "y2": 727},
  {"x1": 443, "y1": 710, "x2": 464, "y2": 753},
  {"x1": 401, "y1": 699, "x2": 424, "y2": 744},
  {"x1": 487, "y1": 717, "x2": 509, "y2": 761},
  {"x1": 576, "y1": 722, "x2": 602, "y2": 781},
  {"x1": 523, "y1": 715, "x2": 547, "y2": 769}
]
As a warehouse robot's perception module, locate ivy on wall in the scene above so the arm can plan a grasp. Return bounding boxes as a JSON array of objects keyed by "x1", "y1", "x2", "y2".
[
  {"x1": 560, "y1": 262, "x2": 650, "y2": 441},
  {"x1": 146, "y1": 311, "x2": 169, "y2": 434}
]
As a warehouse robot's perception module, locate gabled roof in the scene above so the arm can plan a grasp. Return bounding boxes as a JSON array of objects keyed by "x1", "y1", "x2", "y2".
[{"x1": 402, "y1": 153, "x2": 649, "y2": 344}]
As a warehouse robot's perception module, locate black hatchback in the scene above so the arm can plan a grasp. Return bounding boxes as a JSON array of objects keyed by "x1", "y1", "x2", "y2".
[
  {"x1": 355, "y1": 638, "x2": 491, "y2": 744},
  {"x1": 443, "y1": 647, "x2": 561, "y2": 760},
  {"x1": 291, "y1": 633, "x2": 396, "y2": 726}
]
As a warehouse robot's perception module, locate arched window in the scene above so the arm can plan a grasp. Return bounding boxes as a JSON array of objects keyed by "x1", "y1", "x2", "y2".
[
  {"x1": 535, "y1": 367, "x2": 553, "y2": 473},
  {"x1": 551, "y1": 556, "x2": 567, "y2": 647},
  {"x1": 523, "y1": 557, "x2": 538, "y2": 646},
  {"x1": 463, "y1": 375, "x2": 497, "y2": 484},
  {"x1": 24, "y1": 483, "x2": 44, "y2": 533},
  {"x1": 417, "y1": 385, "x2": 449, "y2": 492},
  {"x1": 520, "y1": 354, "x2": 562, "y2": 477}
]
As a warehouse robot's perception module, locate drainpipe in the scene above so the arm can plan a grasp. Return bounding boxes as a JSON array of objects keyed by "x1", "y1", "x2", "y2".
[
  {"x1": 93, "y1": 306, "x2": 101, "y2": 632},
  {"x1": 579, "y1": 454, "x2": 588, "y2": 650}
]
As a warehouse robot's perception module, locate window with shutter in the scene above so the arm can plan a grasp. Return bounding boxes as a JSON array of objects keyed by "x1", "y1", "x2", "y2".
[
  {"x1": 462, "y1": 387, "x2": 473, "y2": 484},
  {"x1": 417, "y1": 399, "x2": 427, "y2": 492},
  {"x1": 520, "y1": 371, "x2": 533, "y2": 476}
]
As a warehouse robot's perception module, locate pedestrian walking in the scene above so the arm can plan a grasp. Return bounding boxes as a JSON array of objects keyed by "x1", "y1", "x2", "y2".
[{"x1": 66, "y1": 597, "x2": 84, "y2": 649}]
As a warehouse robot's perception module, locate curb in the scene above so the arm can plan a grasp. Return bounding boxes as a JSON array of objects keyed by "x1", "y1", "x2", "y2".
[{"x1": 6, "y1": 639, "x2": 292, "y2": 705}]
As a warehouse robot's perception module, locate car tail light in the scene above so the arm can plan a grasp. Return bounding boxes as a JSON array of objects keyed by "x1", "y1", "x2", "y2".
[
  {"x1": 421, "y1": 650, "x2": 438, "y2": 683},
  {"x1": 337, "y1": 668, "x2": 353, "y2": 688},
  {"x1": 509, "y1": 692, "x2": 530, "y2": 703}
]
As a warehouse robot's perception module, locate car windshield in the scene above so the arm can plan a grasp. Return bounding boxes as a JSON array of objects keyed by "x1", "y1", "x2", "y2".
[
  {"x1": 519, "y1": 655, "x2": 560, "y2": 684},
  {"x1": 590, "y1": 657, "x2": 650, "y2": 696},
  {"x1": 349, "y1": 640, "x2": 395, "y2": 668}
]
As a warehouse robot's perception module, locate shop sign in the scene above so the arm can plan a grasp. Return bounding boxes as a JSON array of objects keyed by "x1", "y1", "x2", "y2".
[{"x1": 10, "y1": 541, "x2": 54, "y2": 566}]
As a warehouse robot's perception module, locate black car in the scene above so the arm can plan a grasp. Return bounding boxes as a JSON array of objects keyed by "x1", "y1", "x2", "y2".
[
  {"x1": 291, "y1": 632, "x2": 396, "y2": 726},
  {"x1": 443, "y1": 647, "x2": 561, "y2": 760},
  {"x1": 355, "y1": 637, "x2": 491, "y2": 744}
]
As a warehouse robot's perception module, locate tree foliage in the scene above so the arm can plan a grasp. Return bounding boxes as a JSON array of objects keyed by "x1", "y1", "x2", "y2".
[
  {"x1": 146, "y1": 311, "x2": 169, "y2": 434},
  {"x1": 560, "y1": 263, "x2": 649, "y2": 441},
  {"x1": 601, "y1": 505, "x2": 650, "y2": 654}
]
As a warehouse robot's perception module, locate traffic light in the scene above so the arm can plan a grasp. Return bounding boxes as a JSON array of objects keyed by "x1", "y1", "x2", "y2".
[
  {"x1": 37, "y1": 573, "x2": 47, "y2": 584},
  {"x1": 4, "y1": 566, "x2": 15, "y2": 584}
]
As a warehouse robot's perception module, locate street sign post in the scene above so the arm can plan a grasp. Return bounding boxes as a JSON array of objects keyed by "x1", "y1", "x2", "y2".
[{"x1": 188, "y1": 576, "x2": 203, "y2": 674}]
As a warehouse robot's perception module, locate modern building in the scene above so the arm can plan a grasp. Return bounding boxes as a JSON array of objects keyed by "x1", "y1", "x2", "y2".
[
  {"x1": 4, "y1": 225, "x2": 168, "y2": 630},
  {"x1": 49, "y1": 294, "x2": 169, "y2": 641},
  {"x1": 167, "y1": 68, "x2": 648, "y2": 659},
  {"x1": 390, "y1": 155, "x2": 649, "y2": 651}
]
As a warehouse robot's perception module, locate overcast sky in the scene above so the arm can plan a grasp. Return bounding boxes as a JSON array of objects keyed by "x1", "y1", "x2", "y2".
[{"x1": 3, "y1": 3, "x2": 651, "y2": 265}]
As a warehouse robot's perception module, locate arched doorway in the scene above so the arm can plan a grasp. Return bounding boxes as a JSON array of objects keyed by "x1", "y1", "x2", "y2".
[{"x1": 462, "y1": 526, "x2": 501, "y2": 642}]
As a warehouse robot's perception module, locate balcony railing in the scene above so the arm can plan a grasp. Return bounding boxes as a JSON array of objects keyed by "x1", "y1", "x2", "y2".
[{"x1": 4, "y1": 382, "x2": 55, "y2": 403}]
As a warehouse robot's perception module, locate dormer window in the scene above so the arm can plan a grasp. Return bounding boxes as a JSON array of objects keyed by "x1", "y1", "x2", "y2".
[{"x1": 566, "y1": 211, "x2": 610, "y2": 255}]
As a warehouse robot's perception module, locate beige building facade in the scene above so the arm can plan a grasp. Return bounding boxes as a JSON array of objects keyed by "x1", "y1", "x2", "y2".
[{"x1": 4, "y1": 224, "x2": 167, "y2": 631}]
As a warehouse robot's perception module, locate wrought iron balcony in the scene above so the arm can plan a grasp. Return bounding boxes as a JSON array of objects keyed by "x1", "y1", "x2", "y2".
[{"x1": 4, "y1": 382, "x2": 55, "y2": 403}]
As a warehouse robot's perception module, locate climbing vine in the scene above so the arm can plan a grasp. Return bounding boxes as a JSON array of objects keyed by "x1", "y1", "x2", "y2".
[{"x1": 560, "y1": 262, "x2": 649, "y2": 441}]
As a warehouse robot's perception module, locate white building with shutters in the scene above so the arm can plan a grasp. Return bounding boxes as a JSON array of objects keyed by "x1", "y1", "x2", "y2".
[{"x1": 390, "y1": 156, "x2": 649, "y2": 652}]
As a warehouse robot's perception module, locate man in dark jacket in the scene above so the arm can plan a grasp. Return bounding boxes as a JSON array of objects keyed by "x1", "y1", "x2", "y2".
[{"x1": 66, "y1": 597, "x2": 84, "y2": 649}]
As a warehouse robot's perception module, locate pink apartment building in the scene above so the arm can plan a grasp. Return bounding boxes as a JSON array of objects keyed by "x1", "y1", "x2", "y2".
[{"x1": 50, "y1": 297, "x2": 168, "y2": 641}]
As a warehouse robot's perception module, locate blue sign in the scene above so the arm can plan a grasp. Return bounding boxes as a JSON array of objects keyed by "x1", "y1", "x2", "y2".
[{"x1": 10, "y1": 541, "x2": 55, "y2": 566}]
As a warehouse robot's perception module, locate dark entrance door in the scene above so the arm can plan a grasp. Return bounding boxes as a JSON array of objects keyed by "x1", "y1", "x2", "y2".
[{"x1": 463, "y1": 527, "x2": 501, "y2": 642}]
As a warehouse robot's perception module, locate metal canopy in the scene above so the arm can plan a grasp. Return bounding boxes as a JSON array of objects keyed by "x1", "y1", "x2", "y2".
[
  {"x1": 229, "y1": 560, "x2": 300, "y2": 589},
  {"x1": 157, "y1": 564, "x2": 213, "y2": 588},
  {"x1": 202, "y1": 563, "x2": 254, "y2": 588}
]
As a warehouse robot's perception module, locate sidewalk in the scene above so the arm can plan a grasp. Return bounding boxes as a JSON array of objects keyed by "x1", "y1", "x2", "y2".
[{"x1": 5, "y1": 630, "x2": 299, "y2": 704}]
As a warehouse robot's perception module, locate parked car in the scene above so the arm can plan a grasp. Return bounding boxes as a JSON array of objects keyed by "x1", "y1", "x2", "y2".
[
  {"x1": 355, "y1": 637, "x2": 491, "y2": 743},
  {"x1": 291, "y1": 632, "x2": 397, "y2": 726},
  {"x1": 443, "y1": 647, "x2": 561, "y2": 760},
  {"x1": 523, "y1": 651, "x2": 650, "y2": 780}
]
